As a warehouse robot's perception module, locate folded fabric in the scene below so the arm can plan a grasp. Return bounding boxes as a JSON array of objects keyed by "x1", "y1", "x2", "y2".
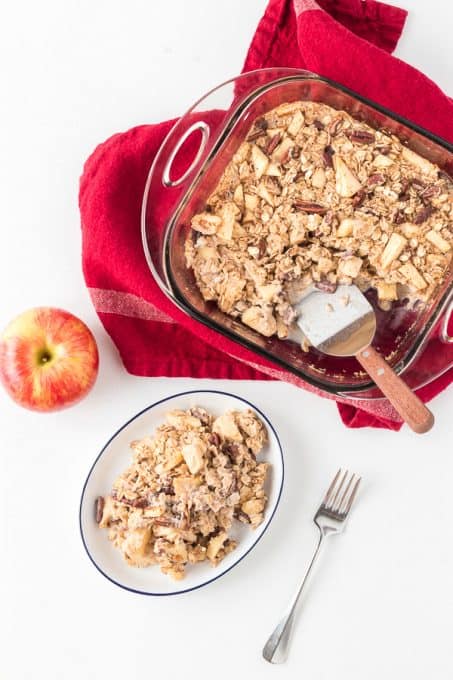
[{"x1": 80, "y1": 0, "x2": 453, "y2": 430}]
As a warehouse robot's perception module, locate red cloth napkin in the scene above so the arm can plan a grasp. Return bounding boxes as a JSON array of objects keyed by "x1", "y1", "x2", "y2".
[{"x1": 80, "y1": 0, "x2": 453, "y2": 430}]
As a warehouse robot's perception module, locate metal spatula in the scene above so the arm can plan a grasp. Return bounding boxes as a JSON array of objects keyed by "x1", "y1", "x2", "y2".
[{"x1": 295, "y1": 284, "x2": 434, "y2": 433}]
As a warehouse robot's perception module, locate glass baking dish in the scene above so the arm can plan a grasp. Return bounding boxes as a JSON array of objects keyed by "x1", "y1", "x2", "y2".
[{"x1": 142, "y1": 68, "x2": 453, "y2": 399}]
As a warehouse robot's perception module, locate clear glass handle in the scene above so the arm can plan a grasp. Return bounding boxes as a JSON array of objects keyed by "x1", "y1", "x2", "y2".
[
  {"x1": 440, "y1": 300, "x2": 453, "y2": 344},
  {"x1": 162, "y1": 121, "x2": 210, "y2": 188}
]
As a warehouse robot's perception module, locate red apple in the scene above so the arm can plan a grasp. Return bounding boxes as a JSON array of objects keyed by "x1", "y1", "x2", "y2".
[{"x1": 0, "y1": 307, "x2": 99, "y2": 412}]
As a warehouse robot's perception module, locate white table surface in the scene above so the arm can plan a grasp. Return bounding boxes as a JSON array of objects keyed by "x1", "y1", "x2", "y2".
[{"x1": 1, "y1": 1, "x2": 452, "y2": 678}]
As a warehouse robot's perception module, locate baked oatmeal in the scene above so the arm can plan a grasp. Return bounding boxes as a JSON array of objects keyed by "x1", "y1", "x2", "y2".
[
  {"x1": 96, "y1": 407, "x2": 269, "y2": 580},
  {"x1": 185, "y1": 101, "x2": 452, "y2": 344}
]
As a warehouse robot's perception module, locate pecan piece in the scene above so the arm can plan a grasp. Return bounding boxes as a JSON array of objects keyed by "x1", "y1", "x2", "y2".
[
  {"x1": 257, "y1": 237, "x2": 267, "y2": 258},
  {"x1": 414, "y1": 205, "x2": 434, "y2": 224},
  {"x1": 351, "y1": 189, "x2": 366, "y2": 207},
  {"x1": 313, "y1": 119, "x2": 324, "y2": 130},
  {"x1": 246, "y1": 117, "x2": 268, "y2": 141},
  {"x1": 315, "y1": 279, "x2": 337, "y2": 293},
  {"x1": 293, "y1": 201, "x2": 327, "y2": 214},
  {"x1": 323, "y1": 145, "x2": 335, "y2": 167},
  {"x1": 158, "y1": 483, "x2": 175, "y2": 496},
  {"x1": 95, "y1": 496, "x2": 104, "y2": 524},
  {"x1": 209, "y1": 432, "x2": 221, "y2": 447},
  {"x1": 153, "y1": 517, "x2": 172, "y2": 527},
  {"x1": 420, "y1": 184, "x2": 441, "y2": 200},
  {"x1": 398, "y1": 179, "x2": 411, "y2": 201},
  {"x1": 246, "y1": 129, "x2": 266, "y2": 142},
  {"x1": 222, "y1": 443, "x2": 240, "y2": 461},
  {"x1": 189, "y1": 406, "x2": 210, "y2": 424},
  {"x1": 234, "y1": 508, "x2": 251, "y2": 524},
  {"x1": 117, "y1": 496, "x2": 149, "y2": 508},
  {"x1": 392, "y1": 209, "x2": 406, "y2": 225},
  {"x1": 348, "y1": 129, "x2": 375, "y2": 144},
  {"x1": 367, "y1": 173, "x2": 385, "y2": 186},
  {"x1": 410, "y1": 178, "x2": 426, "y2": 193},
  {"x1": 265, "y1": 133, "x2": 282, "y2": 155}
]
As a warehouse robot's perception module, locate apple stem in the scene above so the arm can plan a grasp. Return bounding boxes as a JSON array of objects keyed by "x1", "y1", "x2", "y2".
[{"x1": 38, "y1": 349, "x2": 52, "y2": 365}]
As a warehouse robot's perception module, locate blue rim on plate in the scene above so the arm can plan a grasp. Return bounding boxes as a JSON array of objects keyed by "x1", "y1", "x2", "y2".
[{"x1": 79, "y1": 389, "x2": 285, "y2": 596}]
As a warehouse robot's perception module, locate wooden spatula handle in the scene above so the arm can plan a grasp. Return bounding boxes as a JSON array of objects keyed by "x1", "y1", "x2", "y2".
[{"x1": 356, "y1": 345, "x2": 434, "y2": 434}]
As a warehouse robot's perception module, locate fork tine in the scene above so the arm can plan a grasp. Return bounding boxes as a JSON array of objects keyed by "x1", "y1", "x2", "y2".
[
  {"x1": 322, "y1": 468, "x2": 341, "y2": 508},
  {"x1": 329, "y1": 469, "x2": 348, "y2": 511},
  {"x1": 336, "y1": 472, "x2": 354, "y2": 513},
  {"x1": 342, "y1": 476, "x2": 361, "y2": 516}
]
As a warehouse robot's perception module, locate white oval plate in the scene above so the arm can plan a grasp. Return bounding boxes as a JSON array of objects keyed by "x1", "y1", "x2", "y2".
[{"x1": 79, "y1": 390, "x2": 284, "y2": 596}]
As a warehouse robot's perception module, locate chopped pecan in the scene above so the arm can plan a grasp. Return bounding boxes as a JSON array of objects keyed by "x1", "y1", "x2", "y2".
[
  {"x1": 246, "y1": 129, "x2": 265, "y2": 142},
  {"x1": 420, "y1": 184, "x2": 441, "y2": 199},
  {"x1": 367, "y1": 173, "x2": 385, "y2": 186},
  {"x1": 313, "y1": 119, "x2": 324, "y2": 130},
  {"x1": 209, "y1": 432, "x2": 221, "y2": 447},
  {"x1": 323, "y1": 210, "x2": 337, "y2": 227},
  {"x1": 222, "y1": 443, "x2": 240, "y2": 461},
  {"x1": 265, "y1": 133, "x2": 282, "y2": 155},
  {"x1": 414, "y1": 205, "x2": 434, "y2": 224},
  {"x1": 257, "y1": 238, "x2": 267, "y2": 258},
  {"x1": 95, "y1": 496, "x2": 104, "y2": 524},
  {"x1": 246, "y1": 118, "x2": 268, "y2": 141},
  {"x1": 234, "y1": 508, "x2": 251, "y2": 524},
  {"x1": 351, "y1": 189, "x2": 366, "y2": 207},
  {"x1": 158, "y1": 483, "x2": 175, "y2": 496},
  {"x1": 348, "y1": 129, "x2": 375, "y2": 144},
  {"x1": 323, "y1": 145, "x2": 335, "y2": 167},
  {"x1": 153, "y1": 518, "x2": 172, "y2": 527},
  {"x1": 398, "y1": 179, "x2": 411, "y2": 201},
  {"x1": 293, "y1": 201, "x2": 327, "y2": 214},
  {"x1": 189, "y1": 407, "x2": 210, "y2": 424},
  {"x1": 410, "y1": 178, "x2": 426, "y2": 193},
  {"x1": 117, "y1": 496, "x2": 149, "y2": 508},
  {"x1": 315, "y1": 279, "x2": 337, "y2": 293},
  {"x1": 392, "y1": 209, "x2": 406, "y2": 225}
]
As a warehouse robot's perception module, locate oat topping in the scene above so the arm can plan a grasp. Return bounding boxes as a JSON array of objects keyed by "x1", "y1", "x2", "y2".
[
  {"x1": 185, "y1": 101, "x2": 452, "y2": 343},
  {"x1": 97, "y1": 407, "x2": 269, "y2": 580}
]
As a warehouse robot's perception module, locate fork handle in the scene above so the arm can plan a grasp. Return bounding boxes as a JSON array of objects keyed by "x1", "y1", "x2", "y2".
[
  {"x1": 355, "y1": 345, "x2": 434, "y2": 434},
  {"x1": 262, "y1": 533, "x2": 325, "y2": 664}
]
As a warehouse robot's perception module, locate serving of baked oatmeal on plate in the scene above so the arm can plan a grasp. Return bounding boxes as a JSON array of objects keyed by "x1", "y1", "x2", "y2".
[{"x1": 79, "y1": 390, "x2": 284, "y2": 596}]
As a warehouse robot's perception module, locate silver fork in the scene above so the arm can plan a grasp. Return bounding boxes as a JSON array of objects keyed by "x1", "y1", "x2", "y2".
[{"x1": 262, "y1": 469, "x2": 361, "y2": 664}]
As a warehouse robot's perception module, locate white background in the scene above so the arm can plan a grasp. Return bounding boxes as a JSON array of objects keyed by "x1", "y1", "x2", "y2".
[{"x1": 1, "y1": 1, "x2": 452, "y2": 678}]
